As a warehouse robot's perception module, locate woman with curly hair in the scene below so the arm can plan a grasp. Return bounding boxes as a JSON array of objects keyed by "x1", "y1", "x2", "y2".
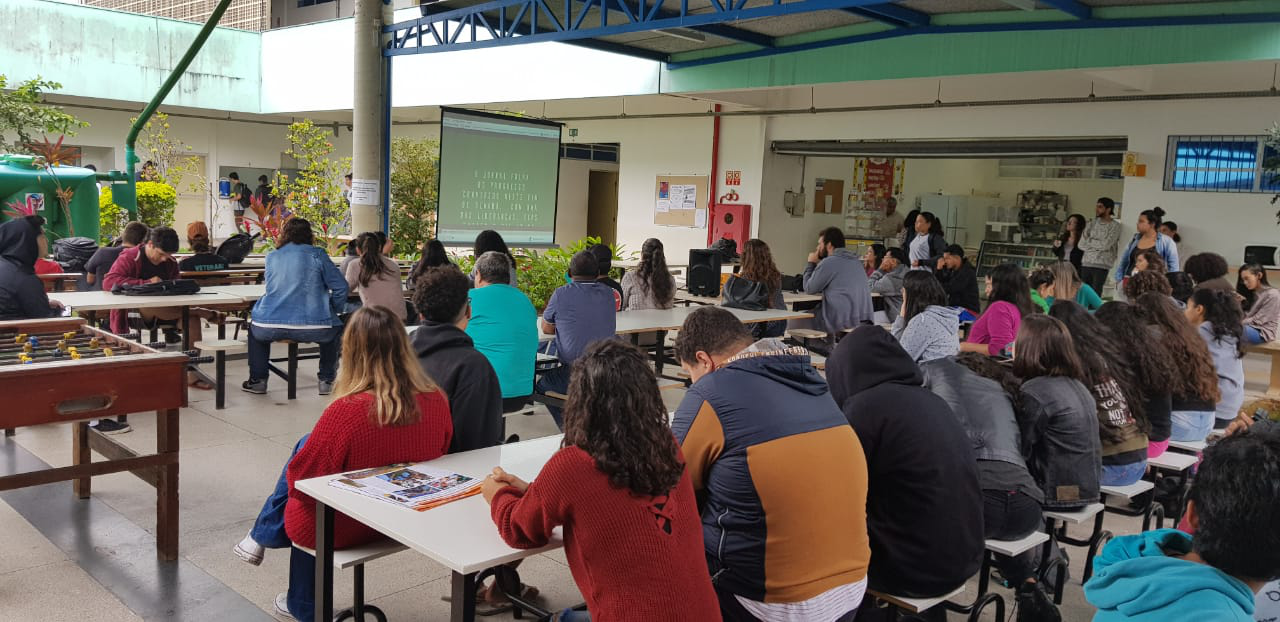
[
  {"x1": 1133, "y1": 293, "x2": 1221, "y2": 442},
  {"x1": 1184, "y1": 288, "x2": 1246, "y2": 432},
  {"x1": 482, "y1": 340, "x2": 719, "y2": 621},
  {"x1": 1123, "y1": 269, "x2": 1173, "y2": 302},
  {"x1": 1184, "y1": 252, "x2": 1233, "y2": 294},
  {"x1": 722, "y1": 238, "x2": 787, "y2": 339},
  {"x1": 1095, "y1": 302, "x2": 1180, "y2": 458},
  {"x1": 620, "y1": 237, "x2": 675, "y2": 310}
]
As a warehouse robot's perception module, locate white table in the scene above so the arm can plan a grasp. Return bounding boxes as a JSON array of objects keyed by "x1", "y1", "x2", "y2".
[
  {"x1": 674, "y1": 289, "x2": 824, "y2": 309},
  {"x1": 613, "y1": 306, "x2": 810, "y2": 334},
  {"x1": 294, "y1": 435, "x2": 565, "y2": 622},
  {"x1": 48, "y1": 290, "x2": 248, "y2": 350}
]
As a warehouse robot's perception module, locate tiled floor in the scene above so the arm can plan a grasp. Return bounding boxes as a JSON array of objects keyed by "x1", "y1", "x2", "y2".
[{"x1": 2, "y1": 342, "x2": 1272, "y2": 621}]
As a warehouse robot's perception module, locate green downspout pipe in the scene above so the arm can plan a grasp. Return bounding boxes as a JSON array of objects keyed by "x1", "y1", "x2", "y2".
[{"x1": 118, "y1": 0, "x2": 235, "y2": 221}]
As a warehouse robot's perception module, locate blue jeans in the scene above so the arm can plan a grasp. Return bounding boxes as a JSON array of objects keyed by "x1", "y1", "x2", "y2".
[
  {"x1": 535, "y1": 365, "x2": 570, "y2": 429},
  {"x1": 1245, "y1": 324, "x2": 1266, "y2": 345},
  {"x1": 248, "y1": 324, "x2": 343, "y2": 384},
  {"x1": 250, "y1": 434, "x2": 315, "y2": 621},
  {"x1": 559, "y1": 608, "x2": 591, "y2": 621},
  {"x1": 1170, "y1": 411, "x2": 1215, "y2": 442},
  {"x1": 1100, "y1": 459, "x2": 1147, "y2": 487}
]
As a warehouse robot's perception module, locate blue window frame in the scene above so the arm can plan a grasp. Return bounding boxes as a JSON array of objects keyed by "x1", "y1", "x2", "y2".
[
  {"x1": 297, "y1": 0, "x2": 335, "y2": 7},
  {"x1": 1165, "y1": 135, "x2": 1280, "y2": 193}
]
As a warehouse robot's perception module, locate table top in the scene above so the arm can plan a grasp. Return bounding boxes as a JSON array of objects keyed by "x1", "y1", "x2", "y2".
[
  {"x1": 613, "y1": 306, "x2": 811, "y2": 333},
  {"x1": 203, "y1": 284, "x2": 267, "y2": 302},
  {"x1": 294, "y1": 435, "x2": 565, "y2": 575},
  {"x1": 674, "y1": 289, "x2": 823, "y2": 306},
  {"x1": 49, "y1": 289, "x2": 247, "y2": 311}
]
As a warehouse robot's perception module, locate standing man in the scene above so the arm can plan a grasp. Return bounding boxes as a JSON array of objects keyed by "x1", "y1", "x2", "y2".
[
  {"x1": 228, "y1": 172, "x2": 252, "y2": 231},
  {"x1": 1079, "y1": 197, "x2": 1122, "y2": 294},
  {"x1": 802, "y1": 227, "x2": 874, "y2": 348}
]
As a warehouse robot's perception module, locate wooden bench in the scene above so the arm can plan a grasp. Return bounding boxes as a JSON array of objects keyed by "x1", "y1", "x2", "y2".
[
  {"x1": 295, "y1": 539, "x2": 407, "y2": 622},
  {"x1": 194, "y1": 339, "x2": 246, "y2": 410},
  {"x1": 1247, "y1": 341, "x2": 1280, "y2": 397}
]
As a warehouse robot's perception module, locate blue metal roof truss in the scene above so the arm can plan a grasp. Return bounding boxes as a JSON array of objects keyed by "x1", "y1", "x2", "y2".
[{"x1": 385, "y1": 1, "x2": 1280, "y2": 66}]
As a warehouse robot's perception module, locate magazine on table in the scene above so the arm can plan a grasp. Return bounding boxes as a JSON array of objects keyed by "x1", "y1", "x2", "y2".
[{"x1": 329, "y1": 463, "x2": 481, "y2": 511}]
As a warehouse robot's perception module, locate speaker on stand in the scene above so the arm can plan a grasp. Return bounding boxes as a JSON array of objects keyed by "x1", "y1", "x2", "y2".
[{"x1": 688, "y1": 249, "x2": 723, "y2": 297}]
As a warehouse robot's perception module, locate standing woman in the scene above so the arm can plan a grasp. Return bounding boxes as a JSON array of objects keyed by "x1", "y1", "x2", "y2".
[
  {"x1": 892, "y1": 270, "x2": 960, "y2": 364},
  {"x1": 1010, "y1": 314, "x2": 1102, "y2": 511},
  {"x1": 1114, "y1": 207, "x2": 1179, "y2": 287},
  {"x1": 472, "y1": 229, "x2": 518, "y2": 286},
  {"x1": 1052, "y1": 214, "x2": 1087, "y2": 274},
  {"x1": 1237, "y1": 263, "x2": 1280, "y2": 345},
  {"x1": 961, "y1": 263, "x2": 1034, "y2": 356},
  {"x1": 1049, "y1": 301, "x2": 1149, "y2": 486},
  {"x1": 721, "y1": 238, "x2": 786, "y2": 339},
  {"x1": 620, "y1": 238, "x2": 675, "y2": 311},
  {"x1": 1132, "y1": 292, "x2": 1220, "y2": 442},
  {"x1": 898, "y1": 208, "x2": 921, "y2": 249},
  {"x1": 482, "y1": 340, "x2": 720, "y2": 621},
  {"x1": 1047, "y1": 262, "x2": 1103, "y2": 311},
  {"x1": 1184, "y1": 288, "x2": 1246, "y2": 431},
  {"x1": 234, "y1": 306, "x2": 453, "y2": 621},
  {"x1": 909, "y1": 211, "x2": 947, "y2": 271},
  {"x1": 344, "y1": 231, "x2": 406, "y2": 320},
  {"x1": 1095, "y1": 302, "x2": 1179, "y2": 459}
]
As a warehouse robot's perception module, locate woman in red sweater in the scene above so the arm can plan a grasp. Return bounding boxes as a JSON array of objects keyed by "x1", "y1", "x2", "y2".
[
  {"x1": 232, "y1": 306, "x2": 453, "y2": 621},
  {"x1": 481, "y1": 340, "x2": 720, "y2": 622}
]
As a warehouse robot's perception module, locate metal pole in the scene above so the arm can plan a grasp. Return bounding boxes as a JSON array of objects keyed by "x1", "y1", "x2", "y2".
[
  {"x1": 381, "y1": 55, "x2": 393, "y2": 236},
  {"x1": 120, "y1": 0, "x2": 235, "y2": 221},
  {"x1": 350, "y1": 0, "x2": 389, "y2": 235}
]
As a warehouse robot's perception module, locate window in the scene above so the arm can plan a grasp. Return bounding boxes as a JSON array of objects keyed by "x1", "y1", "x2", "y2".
[
  {"x1": 559, "y1": 143, "x2": 618, "y2": 163},
  {"x1": 1164, "y1": 135, "x2": 1280, "y2": 193},
  {"x1": 297, "y1": 0, "x2": 335, "y2": 7},
  {"x1": 996, "y1": 155, "x2": 1122, "y2": 180}
]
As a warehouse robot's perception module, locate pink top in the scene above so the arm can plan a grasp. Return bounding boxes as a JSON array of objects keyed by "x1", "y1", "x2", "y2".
[{"x1": 967, "y1": 300, "x2": 1021, "y2": 356}]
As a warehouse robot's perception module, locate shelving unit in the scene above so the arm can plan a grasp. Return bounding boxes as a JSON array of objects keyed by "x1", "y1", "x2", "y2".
[{"x1": 976, "y1": 240, "x2": 1059, "y2": 278}]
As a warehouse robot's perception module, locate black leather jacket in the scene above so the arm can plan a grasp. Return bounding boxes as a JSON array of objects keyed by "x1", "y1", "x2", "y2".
[{"x1": 921, "y1": 357, "x2": 1027, "y2": 469}]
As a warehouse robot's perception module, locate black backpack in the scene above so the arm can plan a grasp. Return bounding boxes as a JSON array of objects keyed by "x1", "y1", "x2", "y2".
[
  {"x1": 111, "y1": 279, "x2": 201, "y2": 296},
  {"x1": 216, "y1": 233, "x2": 257, "y2": 264},
  {"x1": 53, "y1": 236, "x2": 99, "y2": 273}
]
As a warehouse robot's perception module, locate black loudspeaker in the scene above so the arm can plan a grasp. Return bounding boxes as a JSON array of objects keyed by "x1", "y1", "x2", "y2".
[
  {"x1": 1244, "y1": 245, "x2": 1277, "y2": 267},
  {"x1": 688, "y1": 249, "x2": 723, "y2": 297}
]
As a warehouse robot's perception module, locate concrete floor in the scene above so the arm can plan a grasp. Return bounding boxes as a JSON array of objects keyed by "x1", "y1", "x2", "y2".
[{"x1": 1, "y1": 341, "x2": 1272, "y2": 621}]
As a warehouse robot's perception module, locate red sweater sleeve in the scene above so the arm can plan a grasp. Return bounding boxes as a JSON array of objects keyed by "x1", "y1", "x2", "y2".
[
  {"x1": 286, "y1": 398, "x2": 355, "y2": 491},
  {"x1": 490, "y1": 449, "x2": 572, "y2": 550},
  {"x1": 103, "y1": 247, "x2": 146, "y2": 289}
]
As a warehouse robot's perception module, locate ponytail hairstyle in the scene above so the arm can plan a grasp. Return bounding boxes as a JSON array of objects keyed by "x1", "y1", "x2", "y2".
[
  {"x1": 1140, "y1": 206, "x2": 1166, "y2": 233},
  {"x1": 355, "y1": 231, "x2": 396, "y2": 288},
  {"x1": 1189, "y1": 288, "x2": 1247, "y2": 359},
  {"x1": 919, "y1": 211, "x2": 944, "y2": 236},
  {"x1": 635, "y1": 238, "x2": 674, "y2": 306},
  {"x1": 1161, "y1": 221, "x2": 1181, "y2": 243}
]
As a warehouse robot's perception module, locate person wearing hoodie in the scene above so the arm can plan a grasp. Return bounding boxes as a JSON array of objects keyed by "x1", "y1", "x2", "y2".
[
  {"x1": 672, "y1": 307, "x2": 870, "y2": 622},
  {"x1": 0, "y1": 215, "x2": 63, "y2": 320},
  {"x1": 921, "y1": 353, "x2": 1060, "y2": 620},
  {"x1": 803, "y1": 227, "x2": 874, "y2": 346},
  {"x1": 1011, "y1": 314, "x2": 1103, "y2": 510},
  {"x1": 1085, "y1": 423, "x2": 1280, "y2": 622},
  {"x1": 867, "y1": 247, "x2": 909, "y2": 323},
  {"x1": 827, "y1": 326, "x2": 984, "y2": 608},
  {"x1": 1184, "y1": 288, "x2": 1246, "y2": 430},
  {"x1": 410, "y1": 265, "x2": 503, "y2": 454},
  {"x1": 891, "y1": 270, "x2": 959, "y2": 364}
]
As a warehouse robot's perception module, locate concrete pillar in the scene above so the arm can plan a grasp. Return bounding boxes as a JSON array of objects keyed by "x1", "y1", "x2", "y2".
[{"x1": 350, "y1": 0, "x2": 390, "y2": 234}]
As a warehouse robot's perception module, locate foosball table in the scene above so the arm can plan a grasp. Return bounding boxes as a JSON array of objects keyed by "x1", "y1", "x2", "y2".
[{"x1": 0, "y1": 317, "x2": 189, "y2": 560}]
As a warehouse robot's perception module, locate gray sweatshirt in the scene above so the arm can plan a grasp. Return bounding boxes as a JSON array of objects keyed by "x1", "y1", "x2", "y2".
[
  {"x1": 1245, "y1": 286, "x2": 1280, "y2": 342},
  {"x1": 868, "y1": 264, "x2": 909, "y2": 323},
  {"x1": 892, "y1": 305, "x2": 960, "y2": 364},
  {"x1": 1198, "y1": 322, "x2": 1244, "y2": 421},
  {"x1": 1079, "y1": 218, "x2": 1122, "y2": 271},
  {"x1": 802, "y1": 248, "x2": 875, "y2": 336}
]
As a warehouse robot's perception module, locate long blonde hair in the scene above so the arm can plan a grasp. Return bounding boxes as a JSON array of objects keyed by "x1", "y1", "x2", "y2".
[
  {"x1": 332, "y1": 306, "x2": 437, "y2": 426},
  {"x1": 1050, "y1": 261, "x2": 1082, "y2": 302}
]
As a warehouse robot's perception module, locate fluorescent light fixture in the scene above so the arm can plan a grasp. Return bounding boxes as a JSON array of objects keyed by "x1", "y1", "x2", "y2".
[{"x1": 658, "y1": 28, "x2": 706, "y2": 43}]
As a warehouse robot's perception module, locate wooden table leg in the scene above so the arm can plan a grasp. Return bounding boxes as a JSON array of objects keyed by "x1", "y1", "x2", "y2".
[
  {"x1": 72, "y1": 421, "x2": 91, "y2": 499},
  {"x1": 1268, "y1": 353, "x2": 1280, "y2": 398},
  {"x1": 314, "y1": 502, "x2": 335, "y2": 622},
  {"x1": 181, "y1": 307, "x2": 191, "y2": 352},
  {"x1": 450, "y1": 571, "x2": 477, "y2": 622},
  {"x1": 156, "y1": 408, "x2": 179, "y2": 561}
]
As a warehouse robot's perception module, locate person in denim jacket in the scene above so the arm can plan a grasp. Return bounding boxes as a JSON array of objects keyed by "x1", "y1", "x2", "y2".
[{"x1": 242, "y1": 218, "x2": 349, "y2": 396}]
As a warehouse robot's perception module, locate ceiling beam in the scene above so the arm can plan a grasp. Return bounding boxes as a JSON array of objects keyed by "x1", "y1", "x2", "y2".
[
  {"x1": 600, "y1": 0, "x2": 776, "y2": 47},
  {"x1": 418, "y1": 2, "x2": 670, "y2": 61},
  {"x1": 844, "y1": 3, "x2": 930, "y2": 28},
  {"x1": 1001, "y1": 0, "x2": 1091, "y2": 19}
]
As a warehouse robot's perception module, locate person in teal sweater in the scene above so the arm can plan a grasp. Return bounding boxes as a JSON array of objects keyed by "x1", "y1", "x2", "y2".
[
  {"x1": 1047, "y1": 261, "x2": 1103, "y2": 311},
  {"x1": 466, "y1": 251, "x2": 538, "y2": 412},
  {"x1": 1084, "y1": 423, "x2": 1280, "y2": 621}
]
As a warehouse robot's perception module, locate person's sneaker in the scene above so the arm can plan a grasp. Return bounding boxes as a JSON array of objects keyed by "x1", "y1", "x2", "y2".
[
  {"x1": 1016, "y1": 581, "x2": 1062, "y2": 622},
  {"x1": 233, "y1": 534, "x2": 264, "y2": 566},
  {"x1": 273, "y1": 592, "x2": 295, "y2": 620},
  {"x1": 318, "y1": 380, "x2": 333, "y2": 396},
  {"x1": 90, "y1": 419, "x2": 131, "y2": 435},
  {"x1": 241, "y1": 379, "x2": 268, "y2": 394}
]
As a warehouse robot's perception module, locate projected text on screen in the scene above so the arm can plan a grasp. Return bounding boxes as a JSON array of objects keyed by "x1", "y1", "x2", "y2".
[{"x1": 436, "y1": 109, "x2": 562, "y2": 245}]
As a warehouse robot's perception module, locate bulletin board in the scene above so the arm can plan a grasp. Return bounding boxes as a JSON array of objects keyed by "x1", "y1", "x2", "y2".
[
  {"x1": 813, "y1": 177, "x2": 845, "y2": 214},
  {"x1": 654, "y1": 175, "x2": 709, "y2": 228}
]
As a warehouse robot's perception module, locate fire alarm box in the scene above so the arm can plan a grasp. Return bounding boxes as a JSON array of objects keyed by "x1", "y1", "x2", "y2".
[{"x1": 708, "y1": 203, "x2": 751, "y2": 247}]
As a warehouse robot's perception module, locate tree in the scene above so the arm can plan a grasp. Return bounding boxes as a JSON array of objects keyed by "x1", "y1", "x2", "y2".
[
  {"x1": 273, "y1": 120, "x2": 351, "y2": 251},
  {"x1": 390, "y1": 137, "x2": 440, "y2": 256},
  {"x1": 133, "y1": 112, "x2": 198, "y2": 186},
  {"x1": 0, "y1": 75, "x2": 87, "y2": 154}
]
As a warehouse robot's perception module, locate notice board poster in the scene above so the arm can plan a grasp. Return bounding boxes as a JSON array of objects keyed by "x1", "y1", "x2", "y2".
[{"x1": 654, "y1": 175, "x2": 708, "y2": 227}]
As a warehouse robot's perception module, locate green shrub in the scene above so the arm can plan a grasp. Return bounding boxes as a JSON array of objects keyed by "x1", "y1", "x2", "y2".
[
  {"x1": 512, "y1": 237, "x2": 624, "y2": 311},
  {"x1": 98, "y1": 182, "x2": 177, "y2": 241}
]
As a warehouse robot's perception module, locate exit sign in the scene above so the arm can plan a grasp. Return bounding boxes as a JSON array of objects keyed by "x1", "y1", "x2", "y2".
[
  {"x1": 568, "y1": 128, "x2": 579, "y2": 137},
  {"x1": 725, "y1": 170, "x2": 741, "y2": 186}
]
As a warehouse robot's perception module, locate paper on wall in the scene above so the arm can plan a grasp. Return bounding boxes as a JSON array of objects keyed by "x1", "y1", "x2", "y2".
[
  {"x1": 694, "y1": 209, "x2": 707, "y2": 228},
  {"x1": 671, "y1": 184, "x2": 696, "y2": 209},
  {"x1": 656, "y1": 199, "x2": 671, "y2": 213},
  {"x1": 350, "y1": 178, "x2": 379, "y2": 205}
]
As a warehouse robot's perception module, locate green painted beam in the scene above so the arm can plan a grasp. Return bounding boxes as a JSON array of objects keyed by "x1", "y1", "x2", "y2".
[{"x1": 663, "y1": 21, "x2": 1280, "y2": 92}]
